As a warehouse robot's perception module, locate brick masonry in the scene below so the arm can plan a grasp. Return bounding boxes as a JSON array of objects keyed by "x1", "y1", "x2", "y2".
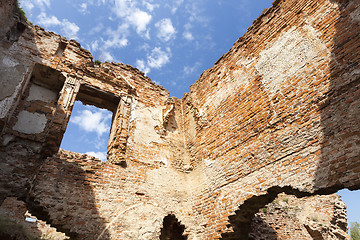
[{"x1": 0, "y1": 0, "x2": 359, "y2": 239}]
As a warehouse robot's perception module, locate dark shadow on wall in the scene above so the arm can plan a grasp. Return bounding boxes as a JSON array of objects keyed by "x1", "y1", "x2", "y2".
[
  {"x1": 0, "y1": 201, "x2": 44, "y2": 240},
  {"x1": 160, "y1": 214, "x2": 187, "y2": 240},
  {"x1": 220, "y1": 186, "x2": 310, "y2": 240},
  {"x1": 0, "y1": 12, "x2": 44, "y2": 203},
  {"x1": 249, "y1": 215, "x2": 278, "y2": 240},
  {"x1": 24, "y1": 152, "x2": 110, "y2": 240},
  {"x1": 315, "y1": 0, "x2": 360, "y2": 193}
]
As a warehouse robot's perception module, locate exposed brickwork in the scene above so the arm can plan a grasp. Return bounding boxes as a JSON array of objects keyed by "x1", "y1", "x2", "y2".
[
  {"x1": 249, "y1": 193, "x2": 350, "y2": 240},
  {"x1": 0, "y1": 0, "x2": 359, "y2": 239},
  {"x1": 187, "y1": 0, "x2": 360, "y2": 238}
]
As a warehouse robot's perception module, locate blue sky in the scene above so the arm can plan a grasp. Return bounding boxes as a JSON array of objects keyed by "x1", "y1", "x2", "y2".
[
  {"x1": 19, "y1": 0, "x2": 359, "y2": 228},
  {"x1": 60, "y1": 101, "x2": 112, "y2": 161},
  {"x1": 19, "y1": 0, "x2": 272, "y2": 98}
]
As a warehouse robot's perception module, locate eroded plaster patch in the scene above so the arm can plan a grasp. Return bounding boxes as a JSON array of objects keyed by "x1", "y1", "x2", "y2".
[
  {"x1": 0, "y1": 80, "x2": 23, "y2": 119},
  {"x1": 256, "y1": 25, "x2": 329, "y2": 98},
  {"x1": 0, "y1": 54, "x2": 27, "y2": 100},
  {"x1": 27, "y1": 84, "x2": 58, "y2": 103},
  {"x1": 13, "y1": 111, "x2": 48, "y2": 134},
  {"x1": 350, "y1": 4, "x2": 360, "y2": 22},
  {"x1": 133, "y1": 106, "x2": 162, "y2": 145},
  {"x1": 203, "y1": 58, "x2": 252, "y2": 109}
]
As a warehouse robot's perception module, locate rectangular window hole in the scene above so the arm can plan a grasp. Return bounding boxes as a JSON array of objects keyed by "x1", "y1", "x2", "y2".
[{"x1": 60, "y1": 100, "x2": 114, "y2": 162}]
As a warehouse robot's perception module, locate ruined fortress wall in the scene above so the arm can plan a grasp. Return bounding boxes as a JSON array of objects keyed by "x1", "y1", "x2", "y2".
[
  {"x1": 0, "y1": 2, "x2": 196, "y2": 239},
  {"x1": 0, "y1": 0, "x2": 359, "y2": 239},
  {"x1": 185, "y1": 0, "x2": 360, "y2": 238}
]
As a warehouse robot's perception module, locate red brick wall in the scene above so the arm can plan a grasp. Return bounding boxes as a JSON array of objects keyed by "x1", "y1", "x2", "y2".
[{"x1": 186, "y1": 0, "x2": 360, "y2": 238}]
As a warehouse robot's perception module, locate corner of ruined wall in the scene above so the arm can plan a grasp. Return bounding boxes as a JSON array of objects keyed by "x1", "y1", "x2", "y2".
[{"x1": 184, "y1": 0, "x2": 360, "y2": 238}]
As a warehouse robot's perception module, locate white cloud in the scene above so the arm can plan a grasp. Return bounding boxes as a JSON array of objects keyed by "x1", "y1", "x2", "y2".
[
  {"x1": 183, "y1": 22, "x2": 194, "y2": 40},
  {"x1": 170, "y1": 0, "x2": 184, "y2": 14},
  {"x1": 37, "y1": 12, "x2": 79, "y2": 39},
  {"x1": 183, "y1": 31, "x2": 194, "y2": 41},
  {"x1": 86, "y1": 151, "x2": 107, "y2": 161},
  {"x1": 71, "y1": 108, "x2": 112, "y2": 136},
  {"x1": 138, "y1": 42, "x2": 150, "y2": 52},
  {"x1": 37, "y1": 12, "x2": 60, "y2": 26},
  {"x1": 112, "y1": 0, "x2": 152, "y2": 37},
  {"x1": 142, "y1": 1, "x2": 159, "y2": 12},
  {"x1": 186, "y1": 1, "x2": 209, "y2": 26},
  {"x1": 35, "y1": 0, "x2": 50, "y2": 7},
  {"x1": 155, "y1": 18, "x2": 176, "y2": 42},
  {"x1": 20, "y1": 0, "x2": 50, "y2": 12},
  {"x1": 127, "y1": 9, "x2": 152, "y2": 35},
  {"x1": 136, "y1": 59, "x2": 150, "y2": 75},
  {"x1": 103, "y1": 24, "x2": 129, "y2": 49},
  {"x1": 148, "y1": 47, "x2": 171, "y2": 69},
  {"x1": 136, "y1": 47, "x2": 171, "y2": 75},
  {"x1": 61, "y1": 19, "x2": 80, "y2": 38},
  {"x1": 91, "y1": 40, "x2": 99, "y2": 52},
  {"x1": 184, "y1": 61, "x2": 201, "y2": 75},
  {"x1": 89, "y1": 23, "x2": 104, "y2": 35},
  {"x1": 79, "y1": 3, "x2": 88, "y2": 14},
  {"x1": 19, "y1": 1, "x2": 34, "y2": 12},
  {"x1": 99, "y1": 51, "x2": 115, "y2": 62}
]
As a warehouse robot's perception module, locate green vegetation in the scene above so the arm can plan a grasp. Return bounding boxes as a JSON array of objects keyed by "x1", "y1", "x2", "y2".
[
  {"x1": 350, "y1": 222, "x2": 360, "y2": 240},
  {"x1": 16, "y1": 1, "x2": 27, "y2": 20},
  {"x1": 0, "y1": 216, "x2": 44, "y2": 240},
  {"x1": 262, "y1": 207, "x2": 268, "y2": 213},
  {"x1": 0, "y1": 216, "x2": 29, "y2": 239},
  {"x1": 94, "y1": 60, "x2": 102, "y2": 65}
]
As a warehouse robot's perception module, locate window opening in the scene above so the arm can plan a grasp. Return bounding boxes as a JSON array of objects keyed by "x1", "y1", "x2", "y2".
[{"x1": 60, "y1": 100, "x2": 113, "y2": 162}]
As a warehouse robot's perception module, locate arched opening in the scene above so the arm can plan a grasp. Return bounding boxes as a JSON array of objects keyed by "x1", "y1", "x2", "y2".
[
  {"x1": 221, "y1": 187, "x2": 351, "y2": 240},
  {"x1": 160, "y1": 214, "x2": 187, "y2": 240}
]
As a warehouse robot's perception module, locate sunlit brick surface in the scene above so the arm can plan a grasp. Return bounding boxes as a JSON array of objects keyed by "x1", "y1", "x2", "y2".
[{"x1": 0, "y1": 0, "x2": 359, "y2": 239}]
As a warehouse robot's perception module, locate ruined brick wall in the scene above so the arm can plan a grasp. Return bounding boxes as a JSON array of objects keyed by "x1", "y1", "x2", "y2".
[
  {"x1": 0, "y1": 2, "x2": 195, "y2": 239},
  {"x1": 249, "y1": 193, "x2": 350, "y2": 240},
  {"x1": 185, "y1": 0, "x2": 360, "y2": 238},
  {"x1": 0, "y1": 1, "x2": 180, "y2": 199},
  {"x1": 28, "y1": 150, "x2": 195, "y2": 239},
  {"x1": 0, "y1": 0, "x2": 359, "y2": 239}
]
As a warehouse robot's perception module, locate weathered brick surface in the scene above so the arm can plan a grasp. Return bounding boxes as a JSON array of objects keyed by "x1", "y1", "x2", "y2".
[
  {"x1": 29, "y1": 150, "x2": 193, "y2": 239},
  {"x1": 186, "y1": 0, "x2": 360, "y2": 238},
  {"x1": 0, "y1": 0, "x2": 359, "y2": 239},
  {"x1": 249, "y1": 193, "x2": 350, "y2": 240}
]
